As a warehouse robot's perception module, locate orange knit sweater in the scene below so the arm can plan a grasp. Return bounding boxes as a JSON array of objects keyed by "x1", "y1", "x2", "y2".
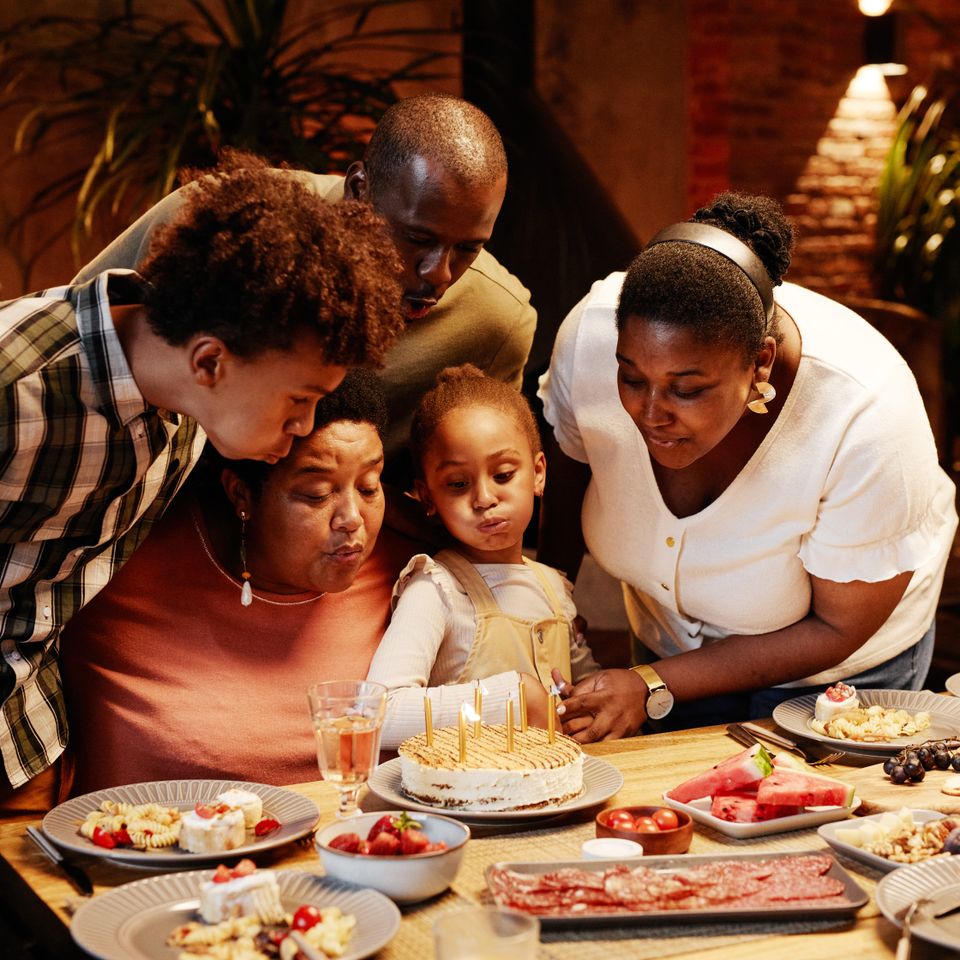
[{"x1": 60, "y1": 492, "x2": 418, "y2": 794}]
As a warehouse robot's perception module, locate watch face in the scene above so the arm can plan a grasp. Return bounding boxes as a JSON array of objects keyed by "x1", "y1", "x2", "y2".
[{"x1": 646, "y1": 688, "x2": 674, "y2": 720}]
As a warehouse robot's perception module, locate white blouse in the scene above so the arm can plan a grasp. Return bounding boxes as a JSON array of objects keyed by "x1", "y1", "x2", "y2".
[
  {"x1": 538, "y1": 275, "x2": 957, "y2": 686},
  {"x1": 367, "y1": 556, "x2": 599, "y2": 748}
]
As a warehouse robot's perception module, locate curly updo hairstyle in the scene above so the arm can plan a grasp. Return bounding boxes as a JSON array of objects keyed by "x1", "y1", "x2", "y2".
[
  {"x1": 410, "y1": 363, "x2": 541, "y2": 478},
  {"x1": 616, "y1": 192, "x2": 795, "y2": 364},
  {"x1": 140, "y1": 150, "x2": 405, "y2": 365}
]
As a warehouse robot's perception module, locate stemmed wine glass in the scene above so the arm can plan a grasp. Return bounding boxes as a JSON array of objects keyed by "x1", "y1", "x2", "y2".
[{"x1": 308, "y1": 679, "x2": 387, "y2": 818}]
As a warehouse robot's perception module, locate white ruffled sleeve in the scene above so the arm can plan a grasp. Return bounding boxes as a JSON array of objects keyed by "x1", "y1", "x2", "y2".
[
  {"x1": 798, "y1": 364, "x2": 952, "y2": 583},
  {"x1": 369, "y1": 555, "x2": 522, "y2": 749},
  {"x1": 537, "y1": 289, "x2": 592, "y2": 464}
]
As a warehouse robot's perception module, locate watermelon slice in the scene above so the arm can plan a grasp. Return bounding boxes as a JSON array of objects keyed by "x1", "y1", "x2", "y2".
[
  {"x1": 710, "y1": 791, "x2": 803, "y2": 822},
  {"x1": 667, "y1": 744, "x2": 774, "y2": 803},
  {"x1": 756, "y1": 768, "x2": 855, "y2": 808}
]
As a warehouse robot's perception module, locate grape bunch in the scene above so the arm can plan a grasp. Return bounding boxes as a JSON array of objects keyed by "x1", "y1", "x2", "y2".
[{"x1": 883, "y1": 738, "x2": 960, "y2": 784}]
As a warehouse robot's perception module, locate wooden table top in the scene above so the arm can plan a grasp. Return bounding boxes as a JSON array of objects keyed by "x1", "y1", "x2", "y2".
[{"x1": 0, "y1": 722, "x2": 954, "y2": 959}]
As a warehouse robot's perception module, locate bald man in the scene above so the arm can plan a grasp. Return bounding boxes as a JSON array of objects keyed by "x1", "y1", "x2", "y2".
[{"x1": 75, "y1": 95, "x2": 536, "y2": 488}]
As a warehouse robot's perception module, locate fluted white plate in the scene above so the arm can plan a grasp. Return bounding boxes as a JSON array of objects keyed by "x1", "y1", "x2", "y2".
[
  {"x1": 817, "y1": 809, "x2": 947, "y2": 873},
  {"x1": 876, "y1": 858, "x2": 960, "y2": 951},
  {"x1": 43, "y1": 779, "x2": 320, "y2": 866},
  {"x1": 71, "y1": 868, "x2": 400, "y2": 960},
  {"x1": 946, "y1": 674, "x2": 960, "y2": 698},
  {"x1": 367, "y1": 755, "x2": 623, "y2": 823},
  {"x1": 772, "y1": 689, "x2": 960, "y2": 756}
]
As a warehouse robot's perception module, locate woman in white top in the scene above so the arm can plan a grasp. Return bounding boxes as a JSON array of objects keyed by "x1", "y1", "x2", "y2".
[{"x1": 537, "y1": 192, "x2": 958, "y2": 739}]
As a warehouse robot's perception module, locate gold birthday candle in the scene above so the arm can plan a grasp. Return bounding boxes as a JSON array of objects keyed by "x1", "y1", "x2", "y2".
[
  {"x1": 548, "y1": 686, "x2": 557, "y2": 743},
  {"x1": 473, "y1": 682, "x2": 482, "y2": 738},
  {"x1": 458, "y1": 703, "x2": 467, "y2": 763},
  {"x1": 506, "y1": 698, "x2": 515, "y2": 752},
  {"x1": 519, "y1": 680, "x2": 528, "y2": 733},
  {"x1": 424, "y1": 694, "x2": 434, "y2": 747}
]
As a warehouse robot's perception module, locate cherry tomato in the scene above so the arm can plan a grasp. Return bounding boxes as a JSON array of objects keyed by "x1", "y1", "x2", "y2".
[
  {"x1": 651, "y1": 808, "x2": 680, "y2": 831},
  {"x1": 291, "y1": 904, "x2": 323, "y2": 931},
  {"x1": 254, "y1": 818, "x2": 280, "y2": 836},
  {"x1": 112, "y1": 827, "x2": 132, "y2": 846},
  {"x1": 633, "y1": 816, "x2": 660, "y2": 832},
  {"x1": 91, "y1": 826, "x2": 117, "y2": 849},
  {"x1": 606, "y1": 809, "x2": 636, "y2": 830}
]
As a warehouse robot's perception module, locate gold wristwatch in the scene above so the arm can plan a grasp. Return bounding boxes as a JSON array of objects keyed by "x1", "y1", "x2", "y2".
[{"x1": 631, "y1": 664, "x2": 675, "y2": 720}]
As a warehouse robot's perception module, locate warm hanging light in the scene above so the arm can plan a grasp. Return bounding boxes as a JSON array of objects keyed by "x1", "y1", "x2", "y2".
[{"x1": 859, "y1": 0, "x2": 893, "y2": 15}]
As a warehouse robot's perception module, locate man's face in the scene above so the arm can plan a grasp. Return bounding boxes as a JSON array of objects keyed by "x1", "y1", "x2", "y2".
[{"x1": 370, "y1": 156, "x2": 506, "y2": 321}]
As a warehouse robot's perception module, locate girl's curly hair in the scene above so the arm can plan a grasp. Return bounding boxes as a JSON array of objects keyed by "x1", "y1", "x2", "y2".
[{"x1": 140, "y1": 150, "x2": 404, "y2": 366}]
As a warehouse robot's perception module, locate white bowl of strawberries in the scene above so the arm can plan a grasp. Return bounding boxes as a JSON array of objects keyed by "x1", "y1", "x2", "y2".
[{"x1": 314, "y1": 810, "x2": 469, "y2": 903}]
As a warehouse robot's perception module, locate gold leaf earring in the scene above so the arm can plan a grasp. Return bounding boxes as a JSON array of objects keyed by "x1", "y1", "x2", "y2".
[
  {"x1": 746, "y1": 381, "x2": 776, "y2": 414},
  {"x1": 239, "y1": 511, "x2": 252, "y2": 607}
]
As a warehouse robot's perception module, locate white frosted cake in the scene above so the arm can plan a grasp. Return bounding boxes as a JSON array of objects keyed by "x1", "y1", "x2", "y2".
[
  {"x1": 814, "y1": 682, "x2": 859, "y2": 723},
  {"x1": 215, "y1": 788, "x2": 263, "y2": 828},
  {"x1": 199, "y1": 867, "x2": 285, "y2": 924},
  {"x1": 398, "y1": 724, "x2": 584, "y2": 811},
  {"x1": 179, "y1": 806, "x2": 246, "y2": 854}
]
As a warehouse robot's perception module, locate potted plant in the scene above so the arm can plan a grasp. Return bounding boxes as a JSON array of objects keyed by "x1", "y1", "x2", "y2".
[{"x1": 0, "y1": 0, "x2": 456, "y2": 284}]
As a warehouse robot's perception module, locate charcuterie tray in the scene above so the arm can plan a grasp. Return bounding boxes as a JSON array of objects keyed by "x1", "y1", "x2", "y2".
[{"x1": 485, "y1": 851, "x2": 868, "y2": 927}]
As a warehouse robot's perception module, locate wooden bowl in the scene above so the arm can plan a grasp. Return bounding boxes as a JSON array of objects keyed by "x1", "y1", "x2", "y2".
[{"x1": 595, "y1": 805, "x2": 694, "y2": 855}]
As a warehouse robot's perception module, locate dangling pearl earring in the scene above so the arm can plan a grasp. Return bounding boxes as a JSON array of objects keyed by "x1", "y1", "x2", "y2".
[
  {"x1": 239, "y1": 511, "x2": 253, "y2": 607},
  {"x1": 746, "y1": 381, "x2": 777, "y2": 414}
]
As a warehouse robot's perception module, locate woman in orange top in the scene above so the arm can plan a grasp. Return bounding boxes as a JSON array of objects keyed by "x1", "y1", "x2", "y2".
[{"x1": 60, "y1": 371, "x2": 420, "y2": 795}]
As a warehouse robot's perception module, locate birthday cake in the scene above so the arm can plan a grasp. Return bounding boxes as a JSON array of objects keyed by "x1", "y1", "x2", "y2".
[{"x1": 398, "y1": 724, "x2": 584, "y2": 812}]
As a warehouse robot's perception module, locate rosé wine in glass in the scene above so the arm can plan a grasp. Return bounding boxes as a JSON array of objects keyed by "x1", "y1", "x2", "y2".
[{"x1": 308, "y1": 680, "x2": 386, "y2": 817}]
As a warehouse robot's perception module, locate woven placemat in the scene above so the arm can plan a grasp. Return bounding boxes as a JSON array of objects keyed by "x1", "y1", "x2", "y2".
[{"x1": 374, "y1": 815, "x2": 877, "y2": 959}]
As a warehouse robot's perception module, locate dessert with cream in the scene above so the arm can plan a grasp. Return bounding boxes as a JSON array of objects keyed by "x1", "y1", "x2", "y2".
[
  {"x1": 398, "y1": 723, "x2": 584, "y2": 811},
  {"x1": 814, "y1": 682, "x2": 859, "y2": 723},
  {"x1": 179, "y1": 802, "x2": 246, "y2": 854},
  {"x1": 215, "y1": 788, "x2": 263, "y2": 828},
  {"x1": 199, "y1": 860, "x2": 286, "y2": 925}
]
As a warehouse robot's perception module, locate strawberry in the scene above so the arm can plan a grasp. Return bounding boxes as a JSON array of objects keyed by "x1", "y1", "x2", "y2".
[
  {"x1": 366, "y1": 815, "x2": 399, "y2": 841},
  {"x1": 424, "y1": 842, "x2": 448, "y2": 853},
  {"x1": 357, "y1": 839, "x2": 370, "y2": 855},
  {"x1": 254, "y1": 818, "x2": 280, "y2": 837},
  {"x1": 233, "y1": 859, "x2": 256, "y2": 876},
  {"x1": 400, "y1": 827, "x2": 430, "y2": 855},
  {"x1": 212, "y1": 864, "x2": 233, "y2": 883},
  {"x1": 368, "y1": 831, "x2": 402, "y2": 856},
  {"x1": 328, "y1": 832, "x2": 361, "y2": 853}
]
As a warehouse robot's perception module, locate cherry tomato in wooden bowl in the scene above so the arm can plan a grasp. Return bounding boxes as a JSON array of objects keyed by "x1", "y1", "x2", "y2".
[{"x1": 595, "y1": 805, "x2": 693, "y2": 855}]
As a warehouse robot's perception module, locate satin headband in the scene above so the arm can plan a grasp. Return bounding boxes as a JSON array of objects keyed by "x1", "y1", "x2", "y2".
[{"x1": 646, "y1": 221, "x2": 775, "y2": 322}]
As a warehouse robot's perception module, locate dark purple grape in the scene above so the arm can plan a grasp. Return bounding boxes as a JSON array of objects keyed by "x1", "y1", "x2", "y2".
[
  {"x1": 936, "y1": 751, "x2": 952, "y2": 770},
  {"x1": 918, "y1": 746, "x2": 932, "y2": 765},
  {"x1": 904, "y1": 758, "x2": 923, "y2": 780},
  {"x1": 909, "y1": 765, "x2": 925, "y2": 782},
  {"x1": 889, "y1": 764, "x2": 908, "y2": 784},
  {"x1": 883, "y1": 757, "x2": 898, "y2": 776},
  {"x1": 944, "y1": 827, "x2": 960, "y2": 856},
  {"x1": 952, "y1": 754, "x2": 960, "y2": 772}
]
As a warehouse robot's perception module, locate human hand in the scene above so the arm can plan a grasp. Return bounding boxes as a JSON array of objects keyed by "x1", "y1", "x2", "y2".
[
  {"x1": 519, "y1": 673, "x2": 551, "y2": 728},
  {"x1": 558, "y1": 669, "x2": 649, "y2": 743}
]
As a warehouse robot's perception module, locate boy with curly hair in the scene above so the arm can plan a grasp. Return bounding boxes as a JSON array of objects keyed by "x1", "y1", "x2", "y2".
[{"x1": 0, "y1": 151, "x2": 404, "y2": 804}]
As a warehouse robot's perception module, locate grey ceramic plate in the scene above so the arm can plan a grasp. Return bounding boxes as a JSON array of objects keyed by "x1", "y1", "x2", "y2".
[
  {"x1": 876, "y1": 857, "x2": 960, "y2": 951},
  {"x1": 772, "y1": 689, "x2": 960, "y2": 755},
  {"x1": 817, "y1": 809, "x2": 948, "y2": 874},
  {"x1": 42, "y1": 779, "x2": 320, "y2": 866},
  {"x1": 367, "y1": 755, "x2": 623, "y2": 823},
  {"x1": 71, "y1": 868, "x2": 400, "y2": 960},
  {"x1": 486, "y1": 851, "x2": 869, "y2": 926}
]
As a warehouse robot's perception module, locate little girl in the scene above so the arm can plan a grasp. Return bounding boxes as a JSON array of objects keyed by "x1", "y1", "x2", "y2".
[{"x1": 367, "y1": 364, "x2": 598, "y2": 748}]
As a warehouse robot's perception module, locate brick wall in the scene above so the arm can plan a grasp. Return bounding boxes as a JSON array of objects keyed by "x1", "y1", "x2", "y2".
[{"x1": 687, "y1": 0, "x2": 960, "y2": 297}]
